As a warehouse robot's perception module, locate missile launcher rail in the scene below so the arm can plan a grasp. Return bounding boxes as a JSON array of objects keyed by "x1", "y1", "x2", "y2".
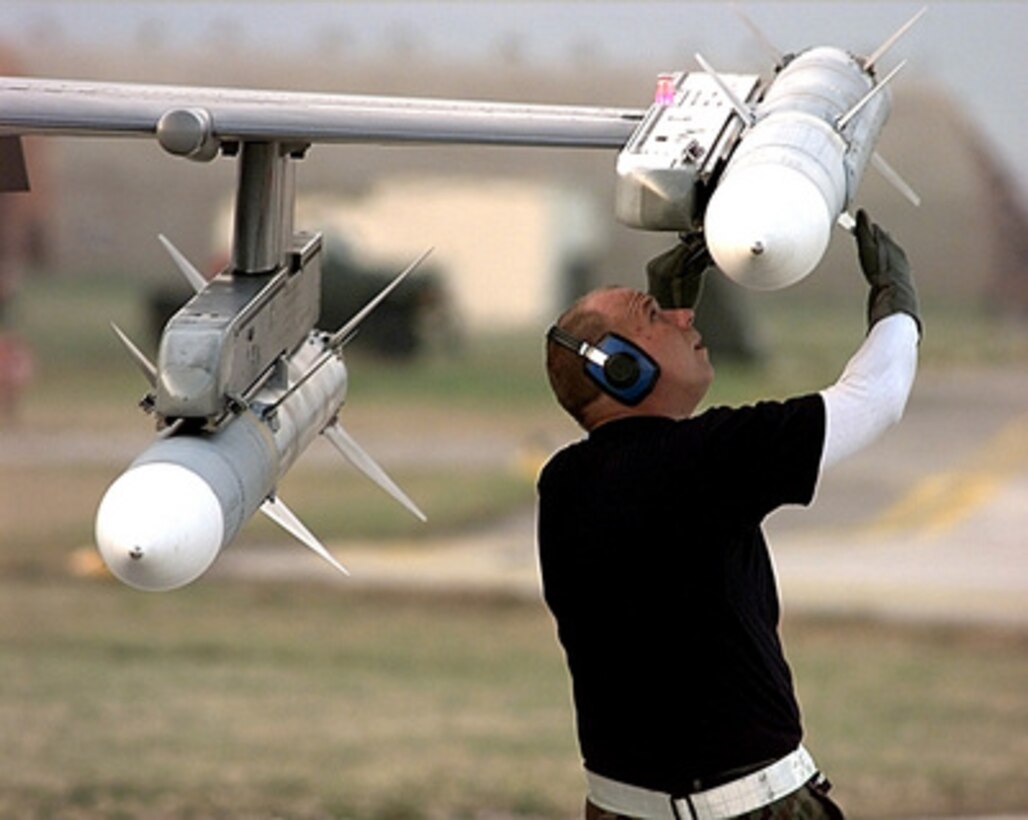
[
  {"x1": 615, "y1": 71, "x2": 761, "y2": 231},
  {"x1": 156, "y1": 231, "x2": 323, "y2": 425}
]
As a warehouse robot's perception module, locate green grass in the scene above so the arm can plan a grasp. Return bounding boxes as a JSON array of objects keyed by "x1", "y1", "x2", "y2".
[
  {"x1": 0, "y1": 582, "x2": 579, "y2": 819},
  {"x1": 788, "y1": 617, "x2": 1028, "y2": 816},
  {"x1": 0, "y1": 580, "x2": 1025, "y2": 819},
  {"x1": 253, "y1": 466, "x2": 535, "y2": 543}
]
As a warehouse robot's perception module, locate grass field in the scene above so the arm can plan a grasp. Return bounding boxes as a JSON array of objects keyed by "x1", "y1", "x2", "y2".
[
  {"x1": 1, "y1": 581, "x2": 1026, "y2": 819},
  {"x1": 2, "y1": 275, "x2": 1027, "y2": 818}
]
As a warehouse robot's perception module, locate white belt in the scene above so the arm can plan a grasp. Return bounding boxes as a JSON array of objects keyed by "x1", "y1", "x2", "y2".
[{"x1": 586, "y1": 745, "x2": 819, "y2": 820}]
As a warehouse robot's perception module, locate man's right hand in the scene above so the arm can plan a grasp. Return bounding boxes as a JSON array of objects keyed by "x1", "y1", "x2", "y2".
[{"x1": 855, "y1": 209, "x2": 922, "y2": 337}]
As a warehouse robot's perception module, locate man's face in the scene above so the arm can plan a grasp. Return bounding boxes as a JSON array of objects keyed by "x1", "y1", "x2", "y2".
[{"x1": 589, "y1": 287, "x2": 714, "y2": 417}]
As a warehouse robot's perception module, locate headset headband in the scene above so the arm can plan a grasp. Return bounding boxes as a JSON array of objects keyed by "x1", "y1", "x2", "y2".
[{"x1": 547, "y1": 325, "x2": 607, "y2": 367}]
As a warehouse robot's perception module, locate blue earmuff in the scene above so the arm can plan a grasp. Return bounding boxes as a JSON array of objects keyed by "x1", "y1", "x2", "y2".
[{"x1": 547, "y1": 326, "x2": 660, "y2": 406}]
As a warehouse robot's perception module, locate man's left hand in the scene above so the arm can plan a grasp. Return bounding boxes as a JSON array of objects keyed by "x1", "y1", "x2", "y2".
[{"x1": 645, "y1": 231, "x2": 713, "y2": 310}]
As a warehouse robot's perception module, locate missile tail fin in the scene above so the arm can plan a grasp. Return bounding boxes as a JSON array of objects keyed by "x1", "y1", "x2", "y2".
[
  {"x1": 260, "y1": 495, "x2": 350, "y2": 576},
  {"x1": 731, "y1": 3, "x2": 784, "y2": 66},
  {"x1": 872, "y1": 151, "x2": 922, "y2": 207},
  {"x1": 694, "y1": 53, "x2": 756, "y2": 128},
  {"x1": 864, "y1": 6, "x2": 927, "y2": 72},
  {"x1": 110, "y1": 322, "x2": 158, "y2": 387},
  {"x1": 837, "y1": 60, "x2": 906, "y2": 131},
  {"x1": 159, "y1": 234, "x2": 209, "y2": 294},
  {"x1": 324, "y1": 421, "x2": 427, "y2": 523}
]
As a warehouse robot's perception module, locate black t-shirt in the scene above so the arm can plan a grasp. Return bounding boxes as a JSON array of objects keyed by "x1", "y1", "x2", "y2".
[{"x1": 536, "y1": 394, "x2": 826, "y2": 795}]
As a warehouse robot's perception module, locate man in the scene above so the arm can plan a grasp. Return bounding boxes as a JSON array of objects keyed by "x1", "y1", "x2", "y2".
[{"x1": 537, "y1": 211, "x2": 920, "y2": 820}]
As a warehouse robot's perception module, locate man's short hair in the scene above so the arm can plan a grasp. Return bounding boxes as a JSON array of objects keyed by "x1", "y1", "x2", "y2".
[{"x1": 545, "y1": 294, "x2": 612, "y2": 425}]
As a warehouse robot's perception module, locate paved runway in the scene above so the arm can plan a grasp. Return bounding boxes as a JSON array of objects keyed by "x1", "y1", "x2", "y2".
[{"x1": 770, "y1": 366, "x2": 1027, "y2": 625}]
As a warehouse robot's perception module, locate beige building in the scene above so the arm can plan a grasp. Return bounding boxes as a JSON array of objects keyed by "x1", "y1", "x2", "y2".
[{"x1": 293, "y1": 176, "x2": 604, "y2": 331}]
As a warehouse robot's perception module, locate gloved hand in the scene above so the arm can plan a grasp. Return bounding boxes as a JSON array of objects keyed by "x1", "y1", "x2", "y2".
[
  {"x1": 645, "y1": 230, "x2": 712, "y2": 310},
  {"x1": 855, "y1": 209, "x2": 922, "y2": 337}
]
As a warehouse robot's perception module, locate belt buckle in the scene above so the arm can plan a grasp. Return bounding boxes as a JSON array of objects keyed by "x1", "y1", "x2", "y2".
[{"x1": 674, "y1": 746, "x2": 818, "y2": 820}]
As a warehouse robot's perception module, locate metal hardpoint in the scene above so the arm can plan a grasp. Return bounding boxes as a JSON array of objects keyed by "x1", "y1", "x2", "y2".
[
  {"x1": 153, "y1": 137, "x2": 323, "y2": 427},
  {"x1": 615, "y1": 71, "x2": 761, "y2": 231}
]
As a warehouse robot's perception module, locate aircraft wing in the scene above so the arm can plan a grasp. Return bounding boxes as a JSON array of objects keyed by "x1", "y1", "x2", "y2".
[{"x1": 0, "y1": 76, "x2": 644, "y2": 149}]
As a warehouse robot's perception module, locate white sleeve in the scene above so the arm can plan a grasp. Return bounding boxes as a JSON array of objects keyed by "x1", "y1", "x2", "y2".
[{"x1": 819, "y1": 313, "x2": 919, "y2": 470}]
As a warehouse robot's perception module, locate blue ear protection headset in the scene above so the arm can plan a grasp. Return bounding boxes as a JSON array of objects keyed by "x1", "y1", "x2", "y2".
[{"x1": 547, "y1": 325, "x2": 660, "y2": 406}]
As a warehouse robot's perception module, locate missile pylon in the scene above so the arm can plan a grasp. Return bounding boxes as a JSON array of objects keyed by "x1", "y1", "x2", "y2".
[
  {"x1": 701, "y1": 8, "x2": 924, "y2": 290},
  {"x1": 95, "y1": 245, "x2": 429, "y2": 592}
]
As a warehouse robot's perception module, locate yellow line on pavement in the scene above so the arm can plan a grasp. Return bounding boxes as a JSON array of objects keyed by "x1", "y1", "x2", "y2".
[{"x1": 865, "y1": 413, "x2": 1028, "y2": 539}]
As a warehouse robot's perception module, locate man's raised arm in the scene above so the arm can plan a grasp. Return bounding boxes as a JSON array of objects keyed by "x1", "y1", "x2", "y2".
[{"x1": 820, "y1": 210, "x2": 921, "y2": 470}]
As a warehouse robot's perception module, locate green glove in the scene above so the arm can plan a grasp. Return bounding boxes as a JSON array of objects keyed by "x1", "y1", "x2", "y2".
[
  {"x1": 645, "y1": 231, "x2": 712, "y2": 310},
  {"x1": 855, "y1": 210, "x2": 922, "y2": 336}
]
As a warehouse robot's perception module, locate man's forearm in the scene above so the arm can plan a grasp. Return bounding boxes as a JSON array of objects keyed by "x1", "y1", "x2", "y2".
[{"x1": 819, "y1": 313, "x2": 919, "y2": 470}]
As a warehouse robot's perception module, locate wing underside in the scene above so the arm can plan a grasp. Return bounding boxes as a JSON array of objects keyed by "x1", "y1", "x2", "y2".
[{"x1": 0, "y1": 76, "x2": 643, "y2": 149}]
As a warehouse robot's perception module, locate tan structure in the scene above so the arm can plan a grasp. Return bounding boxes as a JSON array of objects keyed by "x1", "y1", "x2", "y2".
[{"x1": 294, "y1": 176, "x2": 603, "y2": 331}]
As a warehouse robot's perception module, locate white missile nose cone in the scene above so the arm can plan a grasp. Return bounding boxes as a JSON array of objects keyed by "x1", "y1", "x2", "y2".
[
  {"x1": 95, "y1": 463, "x2": 224, "y2": 592},
  {"x1": 705, "y1": 164, "x2": 833, "y2": 290}
]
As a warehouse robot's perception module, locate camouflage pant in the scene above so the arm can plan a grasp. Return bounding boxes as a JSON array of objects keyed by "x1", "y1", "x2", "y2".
[{"x1": 585, "y1": 782, "x2": 845, "y2": 820}]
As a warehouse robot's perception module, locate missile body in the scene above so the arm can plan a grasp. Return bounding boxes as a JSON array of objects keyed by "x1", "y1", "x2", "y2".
[
  {"x1": 704, "y1": 47, "x2": 892, "y2": 290},
  {"x1": 95, "y1": 333, "x2": 347, "y2": 591}
]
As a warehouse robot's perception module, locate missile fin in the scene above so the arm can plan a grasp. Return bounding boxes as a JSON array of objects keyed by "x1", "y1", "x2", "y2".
[
  {"x1": 110, "y1": 322, "x2": 157, "y2": 387},
  {"x1": 262, "y1": 248, "x2": 434, "y2": 418},
  {"x1": 694, "y1": 53, "x2": 755, "y2": 128},
  {"x1": 872, "y1": 151, "x2": 922, "y2": 207},
  {"x1": 158, "y1": 234, "x2": 209, "y2": 294},
  {"x1": 259, "y1": 495, "x2": 350, "y2": 576},
  {"x1": 158, "y1": 418, "x2": 186, "y2": 439},
  {"x1": 323, "y1": 421, "x2": 427, "y2": 522},
  {"x1": 837, "y1": 60, "x2": 906, "y2": 132},
  {"x1": 731, "y1": 3, "x2": 784, "y2": 66},
  {"x1": 328, "y1": 247, "x2": 434, "y2": 349},
  {"x1": 864, "y1": 6, "x2": 928, "y2": 73}
]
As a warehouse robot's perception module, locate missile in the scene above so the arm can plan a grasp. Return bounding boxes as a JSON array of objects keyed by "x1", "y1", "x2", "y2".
[
  {"x1": 614, "y1": 8, "x2": 923, "y2": 291},
  {"x1": 701, "y1": 45, "x2": 906, "y2": 290},
  {"x1": 96, "y1": 332, "x2": 346, "y2": 590},
  {"x1": 95, "y1": 247, "x2": 429, "y2": 592},
  {"x1": 702, "y1": 9, "x2": 925, "y2": 289}
]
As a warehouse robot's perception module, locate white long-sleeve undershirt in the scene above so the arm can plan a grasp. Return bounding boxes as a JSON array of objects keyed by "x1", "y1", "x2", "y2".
[{"x1": 819, "y1": 313, "x2": 919, "y2": 471}]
